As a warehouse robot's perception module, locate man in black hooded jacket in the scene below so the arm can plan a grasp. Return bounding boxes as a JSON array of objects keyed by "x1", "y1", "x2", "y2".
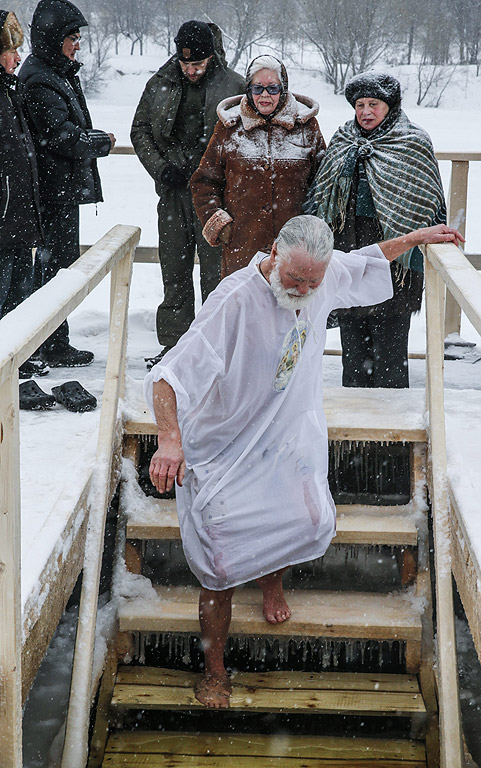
[
  {"x1": 18, "y1": 0, "x2": 115, "y2": 367},
  {"x1": 131, "y1": 21, "x2": 244, "y2": 368}
]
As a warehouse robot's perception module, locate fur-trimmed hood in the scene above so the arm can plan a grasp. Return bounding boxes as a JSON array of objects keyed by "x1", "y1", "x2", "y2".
[{"x1": 217, "y1": 92, "x2": 319, "y2": 131}]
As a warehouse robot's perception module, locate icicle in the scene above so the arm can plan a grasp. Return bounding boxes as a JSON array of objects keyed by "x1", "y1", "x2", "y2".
[
  {"x1": 139, "y1": 634, "x2": 146, "y2": 665},
  {"x1": 332, "y1": 640, "x2": 340, "y2": 668}
]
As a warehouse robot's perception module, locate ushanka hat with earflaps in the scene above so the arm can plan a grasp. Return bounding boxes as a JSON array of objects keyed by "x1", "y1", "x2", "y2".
[
  {"x1": 174, "y1": 20, "x2": 215, "y2": 62},
  {"x1": 0, "y1": 10, "x2": 23, "y2": 54},
  {"x1": 344, "y1": 71, "x2": 401, "y2": 109}
]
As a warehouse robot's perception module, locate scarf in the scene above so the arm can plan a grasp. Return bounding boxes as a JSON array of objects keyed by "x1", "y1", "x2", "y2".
[{"x1": 304, "y1": 110, "x2": 446, "y2": 270}]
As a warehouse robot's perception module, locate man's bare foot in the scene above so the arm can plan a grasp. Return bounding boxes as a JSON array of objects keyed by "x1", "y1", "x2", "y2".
[
  {"x1": 258, "y1": 573, "x2": 291, "y2": 624},
  {"x1": 194, "y1": 673, "x2": 232, "y2": 708}
]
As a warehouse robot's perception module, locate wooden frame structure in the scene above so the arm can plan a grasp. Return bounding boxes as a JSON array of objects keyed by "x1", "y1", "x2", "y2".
[
  {"x1": 0, "y1": 224, "x2": 140, "y2": 768},
  {"x1": 1, "y1": 151, "x2": 481, "y2": 767},
  {"x1": 423, "y1": 239, "x2": 481, "y2": 768}
]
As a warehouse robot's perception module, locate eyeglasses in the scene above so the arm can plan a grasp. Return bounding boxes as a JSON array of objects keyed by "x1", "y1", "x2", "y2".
[{"x1": 249, "y1": 83, "x2": 282, "y2": 95}]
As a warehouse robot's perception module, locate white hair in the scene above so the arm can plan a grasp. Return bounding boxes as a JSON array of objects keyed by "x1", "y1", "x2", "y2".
[
  {"x1": 246, "y1": 55, "x2": 282, "y2": 83},
  {"x1": 275, "y1": 215, "x2": 333, "y2": 265}
]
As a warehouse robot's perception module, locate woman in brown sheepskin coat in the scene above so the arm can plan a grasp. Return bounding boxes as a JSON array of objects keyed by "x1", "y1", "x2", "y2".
[{"x1": 191, "y1": 55, "x2": 325, "y2": 277}]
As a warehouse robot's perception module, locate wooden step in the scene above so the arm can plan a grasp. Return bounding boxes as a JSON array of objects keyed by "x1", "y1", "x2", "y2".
[
  {"x1": 124, "y1": 386, "x2": 427, "y2": 442},
  {"x1": 103, "y1": 730, "x2": 427, "y2": 766},
  {"x1": 110, "y1": 667, "x2": 426, "y2": 718},
  {"x1": 118, "y1": 585, "x2": 422, "y2": 644},
  {"x1": 126, "y1": 500, "x2": 418, "y2": 547}
]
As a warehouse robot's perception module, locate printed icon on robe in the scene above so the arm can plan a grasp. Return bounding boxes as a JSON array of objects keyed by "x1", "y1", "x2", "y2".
[{"x1": 273, "y1": 322, "x2": 308, "y2": 392}]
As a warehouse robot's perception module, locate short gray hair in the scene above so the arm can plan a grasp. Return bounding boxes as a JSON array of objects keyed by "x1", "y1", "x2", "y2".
[
  {"x1": 275, "y1": 215, "x2": 333, "y2": 265},
  {"x1": 246, "y1": 55, "x2": 282, "y2": 83}
]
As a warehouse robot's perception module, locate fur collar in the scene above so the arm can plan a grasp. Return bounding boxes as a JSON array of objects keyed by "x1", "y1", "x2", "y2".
[{"x1": 217, "y1": 92, "x2": 319, "y2": 131}]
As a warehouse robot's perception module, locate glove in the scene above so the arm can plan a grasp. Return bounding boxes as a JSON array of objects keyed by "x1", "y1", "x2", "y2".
[{"x1": 161, "y1": 163, "x2": 189, "y2": 189}]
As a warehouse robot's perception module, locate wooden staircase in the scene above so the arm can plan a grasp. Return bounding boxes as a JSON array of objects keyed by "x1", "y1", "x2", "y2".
[{"x1": 88, "y1": 388, "x2": 438, "y2": 767}]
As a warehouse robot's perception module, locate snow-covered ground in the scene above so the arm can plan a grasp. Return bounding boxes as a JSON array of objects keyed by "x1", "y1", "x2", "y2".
[{"x1": 17, "y1": 45, "x2": 481, "y2": 765}]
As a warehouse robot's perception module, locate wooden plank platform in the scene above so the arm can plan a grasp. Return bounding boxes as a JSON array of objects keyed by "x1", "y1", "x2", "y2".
[
  {"x1": 118, "y1": 585, "x2": 422, "y2": 642},
  {"x1": 126, "y1": 501, "x2": 418, "y2": 547},
  {"x1": 111, "y1": 667, "x2": 426, "y2": 717},
  {"x1": 124, "y1": 387, "x2": 427, "y2": 442},
  {"x1": 103, "y1": 730, "x2": 427, "y2": 766}
]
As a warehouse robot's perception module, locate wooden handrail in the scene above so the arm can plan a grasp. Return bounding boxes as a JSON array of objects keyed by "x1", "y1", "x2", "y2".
[
  {"x1": 421, "y1": 240, "x2": 481, "y2": 768},
  {"x1": 61, "y1": 228, "x2": 139, "y2": 767},
  {"x1": 425, "y1": 241, "x2": 481, "y2": 337},
  {"x1": 110, "y1": 145, "x2": 481, "y2": 161},
  {"x1": 0, "y1": 225, "x2": 140, "y2": 768}
]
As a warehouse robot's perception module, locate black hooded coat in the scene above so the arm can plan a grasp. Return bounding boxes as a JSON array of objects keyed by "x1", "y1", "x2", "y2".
[
  {"x1": 0, "y1": 10, "x2": 43, "y2": 247},
  {"x1": 18, "y1": 0, "x2": 111, "y2": 204}
]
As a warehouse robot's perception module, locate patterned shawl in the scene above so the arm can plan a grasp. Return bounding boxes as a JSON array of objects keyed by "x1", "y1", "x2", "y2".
[{"x1": 304, "y1": 110, "x2": 446, "y2": 270}]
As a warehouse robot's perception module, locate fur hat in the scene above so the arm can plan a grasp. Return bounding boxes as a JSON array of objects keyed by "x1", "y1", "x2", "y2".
[
  {"x1": 174, "y1": 20, "x2": 214, "y2": 62},
  {"x1": 0, "y1": 10, "x2": 23, "y2": 54},
  {"x1": 344, "y1": 72, "x2": 401, "y2": 109}
]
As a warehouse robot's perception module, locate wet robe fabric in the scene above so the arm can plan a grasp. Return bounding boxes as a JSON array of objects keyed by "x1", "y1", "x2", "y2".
[{"x1": 144, "y1": 246, "x2": 392, "y2": 590}]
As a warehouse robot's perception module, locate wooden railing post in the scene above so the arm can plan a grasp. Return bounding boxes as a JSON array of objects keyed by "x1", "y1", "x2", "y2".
[
  {"x1": 61, "y1": 242, "x2": 136, "y2": 768},
  {"x1": 445, "y1": 160, "x2": 469, "y2": 337},
  {"x1": 0, "y1": 372, "x2": 22, "y2": 768},
  {"x1": 424, "y1": 254, "x2": 463, "y2": 768}
]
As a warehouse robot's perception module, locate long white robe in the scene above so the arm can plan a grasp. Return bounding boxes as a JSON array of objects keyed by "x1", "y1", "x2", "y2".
[{"x1": 144, "y1": 245, "x2": 393, "y2": 590}]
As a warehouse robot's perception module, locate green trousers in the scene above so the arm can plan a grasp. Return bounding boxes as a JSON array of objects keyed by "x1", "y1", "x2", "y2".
[{"x1": 156, "y1": 185, "x2": 221, "y2": 347}]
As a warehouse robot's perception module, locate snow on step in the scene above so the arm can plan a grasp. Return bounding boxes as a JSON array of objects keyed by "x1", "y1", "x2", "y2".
[
  {"x1": 118, "y1": 585, "x2": 423, "y2": 641},
  {"x1": 126, "y1": 499, "x2": 418, "y2": 547},
  {"x1": 123, "y1": 385, "x2": 427, "y2": 442},
  {"x1": 110, "y1": 668, "x2": 426, "y2": 717}
]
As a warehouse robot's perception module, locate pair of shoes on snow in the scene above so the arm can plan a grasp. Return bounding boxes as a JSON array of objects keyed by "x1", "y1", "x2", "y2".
[
  {"x1": 145, "y1": 346, "x2": 173, "y2": 370},
  {"x1": 40, "y1": 344, "x2": 94, "y2": 368},
  {"x1": 18, "y1": 356, "x2": 50, "y2": 379},
  {"x1": 19, "y1": 380, "x2": 97, "y2": 412}
]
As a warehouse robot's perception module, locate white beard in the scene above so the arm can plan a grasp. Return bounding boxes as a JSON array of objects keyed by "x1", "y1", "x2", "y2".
[{"x1": 269, "y1": 263, "x2": 318, "y2": 311}]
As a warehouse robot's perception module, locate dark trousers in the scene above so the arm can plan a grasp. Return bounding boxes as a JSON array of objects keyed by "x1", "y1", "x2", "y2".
[
  {"x1": 339, "y1": 311, "x2": 411, "y2": 388},
  {"x1": 156, "y1": 186, "x2": 221, "y2": 347},
  {"x1": 35, "y1": 203, "x2": 80, "y2": 351},
  {"x1": 0, "y1": 246, "x2": 35, "y2": 319}
]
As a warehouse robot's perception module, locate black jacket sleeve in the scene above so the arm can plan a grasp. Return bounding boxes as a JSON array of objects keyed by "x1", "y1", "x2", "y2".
[{"x1": 24, "y1": 83, "x2": 111, "y2": 160}]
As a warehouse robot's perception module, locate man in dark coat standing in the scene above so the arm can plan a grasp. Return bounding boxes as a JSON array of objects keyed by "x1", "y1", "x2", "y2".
[
  {"x1": 18, "y1": 0, "x2": 115, "y2": 367},
  {"x1": 0, "y1": 10, "x2": 47, "y2": 377},
  {"x1": 131, "y1": 21, "x2": 244, "y2": 367}
]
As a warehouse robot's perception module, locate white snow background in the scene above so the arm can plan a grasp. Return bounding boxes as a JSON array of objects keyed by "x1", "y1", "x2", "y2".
[{"x1": 17, "y1": 42, "x2": 481, "y2": 766}]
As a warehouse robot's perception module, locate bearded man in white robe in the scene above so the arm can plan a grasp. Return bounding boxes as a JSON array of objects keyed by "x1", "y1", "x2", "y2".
[{"x1": 144, "y1": 214, "x2": 462, "y2": 709}]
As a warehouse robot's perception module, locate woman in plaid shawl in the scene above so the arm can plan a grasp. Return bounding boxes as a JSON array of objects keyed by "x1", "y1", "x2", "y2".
[{"x1": 305, "y1": 72, "x2": 445, "y2": 387}]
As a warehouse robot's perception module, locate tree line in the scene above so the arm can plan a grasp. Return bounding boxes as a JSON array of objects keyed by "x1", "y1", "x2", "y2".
[{"x1": 9, "y1": 0, "x2": 481, "y2": 94}]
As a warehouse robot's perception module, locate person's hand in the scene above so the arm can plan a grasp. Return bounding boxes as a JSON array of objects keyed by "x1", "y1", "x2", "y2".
[
  {"x1": 218, "y1": 221, "x2": 233, "y2": 244},
  {"x1": 149, "y1": 434, "x2": 185, "y2": 493},
  {"x1": 108, "y1": 132, "x2": 116, "y2": 149},
  {"x1": 161, "y1": 163, "x2": 189, "y2": 189},
  {"x1": 415, "y1": 224, "x2": 465, "y2": 248}
]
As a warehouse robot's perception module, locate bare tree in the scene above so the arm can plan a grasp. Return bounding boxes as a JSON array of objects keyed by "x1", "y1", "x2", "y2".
[
  {"x1": 301, "y1": 0, "x2": 395, "y2": 93},
  {"x1": 416, "y1": 56, "x2": 457, "y2": 106}
]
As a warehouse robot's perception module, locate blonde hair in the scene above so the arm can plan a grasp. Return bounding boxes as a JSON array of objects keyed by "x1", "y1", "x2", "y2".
[{"x1": 0, "y1": 11, "x2": 23, "y2": 54}]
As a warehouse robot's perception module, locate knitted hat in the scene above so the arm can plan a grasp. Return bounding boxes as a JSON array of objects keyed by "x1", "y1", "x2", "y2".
[
  {"x1": 0, "y1": 10, "x2": 23, "y2": 53},
  {"x1": 344, "y1": 72, "x2": 401, "y2": 109},
  {"x1": 174, "y1": 20, "x2": 214, "y2": 62}
]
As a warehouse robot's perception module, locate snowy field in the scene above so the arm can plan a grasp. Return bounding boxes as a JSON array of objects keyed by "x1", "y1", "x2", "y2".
[{"x1": 17, "y1": 46, "x2": 481, "y2": 765}]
